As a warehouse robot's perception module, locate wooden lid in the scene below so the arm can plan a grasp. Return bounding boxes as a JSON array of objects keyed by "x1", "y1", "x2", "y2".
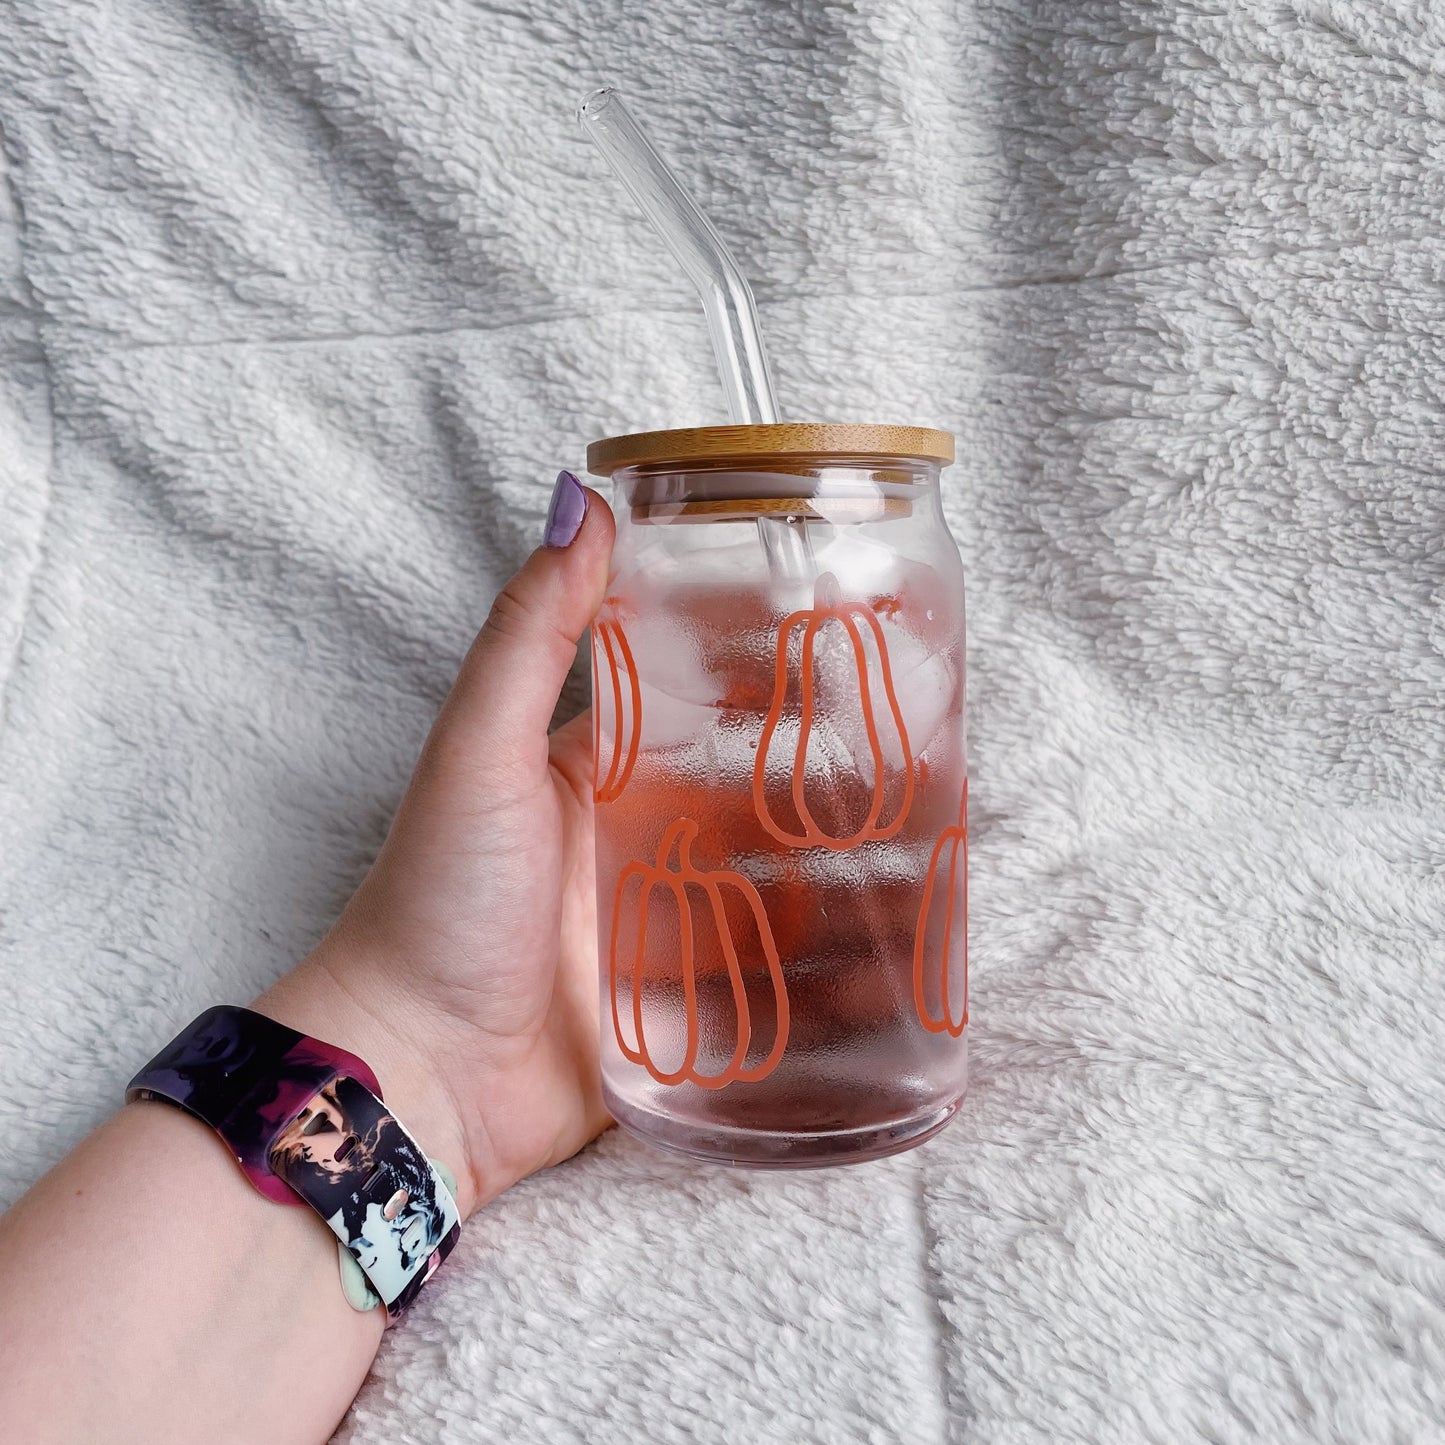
[{"x1": 586, "y1": 423, "x2": 955, "y2": 476}]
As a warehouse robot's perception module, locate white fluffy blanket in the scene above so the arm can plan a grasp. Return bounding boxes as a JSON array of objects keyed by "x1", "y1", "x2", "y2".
[{"x1": 2, "y1": 2, "x2": 1442, "y2": 1440}]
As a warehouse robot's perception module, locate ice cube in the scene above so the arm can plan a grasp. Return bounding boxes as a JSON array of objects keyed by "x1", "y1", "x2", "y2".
[
  {"x1": 803, "y1": 610, "x2": 960, "y2": 783},
  {"x1": 884, "y1": 621, "x2": 961, "y2": 762}
]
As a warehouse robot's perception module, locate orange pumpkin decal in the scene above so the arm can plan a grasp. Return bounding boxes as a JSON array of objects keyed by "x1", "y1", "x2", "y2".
[
  {"x1": 913, "y1": 784, "x2": 968, "y2": 1036},
  {"x1": 591, "y1": 614, "x2": 641, "y2": 804},
  {"x1": 610, "y1": 818, "x2": 789, "y2": 1089},
  {"x1": 752, "y1": 577, "x2": 916, "y2": 851}
]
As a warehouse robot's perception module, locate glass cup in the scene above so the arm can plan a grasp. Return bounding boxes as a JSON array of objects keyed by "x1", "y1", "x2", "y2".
[{"x1": 586, "y1": 424, "x2": 967, "y2": 1167}]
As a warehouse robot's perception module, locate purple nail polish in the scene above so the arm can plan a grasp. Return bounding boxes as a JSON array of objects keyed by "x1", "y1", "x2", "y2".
[{"x1": 543, "y1": 469, "x2": 587, "y2": 548}]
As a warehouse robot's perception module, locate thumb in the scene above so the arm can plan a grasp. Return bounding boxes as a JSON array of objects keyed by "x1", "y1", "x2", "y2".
[{"x1": 439, "y1": 470, "x2": 615, "y2": 794}]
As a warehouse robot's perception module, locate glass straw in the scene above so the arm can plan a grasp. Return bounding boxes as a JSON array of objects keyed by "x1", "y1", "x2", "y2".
[
  {"x1": 577, "y1": 88, "x2": 778, "y2": 427},
  {"x1": 578, "y1": 87, "x2": 817, "y2": 584}
]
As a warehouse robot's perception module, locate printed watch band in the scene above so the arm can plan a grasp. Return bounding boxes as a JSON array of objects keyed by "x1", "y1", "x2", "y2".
[{"x1": 126, "y1": 1005, "x2": 460, "y2": 1321}]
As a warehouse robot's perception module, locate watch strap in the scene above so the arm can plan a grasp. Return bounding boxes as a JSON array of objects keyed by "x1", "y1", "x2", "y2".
[{"x1": 127, "y1": 1005, "x2": 460, "y2": 1320}]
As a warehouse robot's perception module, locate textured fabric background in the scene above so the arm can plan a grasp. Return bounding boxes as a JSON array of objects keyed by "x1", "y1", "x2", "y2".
[{"x1": 2, "y1": 2, "x2": 1443, "y2": 1441}]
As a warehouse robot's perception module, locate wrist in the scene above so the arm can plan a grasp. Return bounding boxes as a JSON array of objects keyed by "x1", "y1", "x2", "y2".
[{"x1": 255, "y1": 944, "x2": 488, "y2": 1219}]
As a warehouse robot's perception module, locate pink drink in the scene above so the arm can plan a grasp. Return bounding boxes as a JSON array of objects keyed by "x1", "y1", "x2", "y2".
[{"x1": 590, "y1": 426, "x2": 968, "y2": 1167}]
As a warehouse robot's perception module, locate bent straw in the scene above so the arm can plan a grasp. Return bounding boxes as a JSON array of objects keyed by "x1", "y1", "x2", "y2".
[
  {"x1": 579, "y1": 88, "x2": 817, "y2": 581},
  {"x1": 578, "y1": 87, "x2": 778, "y2": 427}
]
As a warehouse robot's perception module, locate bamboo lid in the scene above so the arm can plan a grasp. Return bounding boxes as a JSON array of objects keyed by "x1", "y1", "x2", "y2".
[{"x1": 586, "y1": 423, "x2": 955, "y2": 477}]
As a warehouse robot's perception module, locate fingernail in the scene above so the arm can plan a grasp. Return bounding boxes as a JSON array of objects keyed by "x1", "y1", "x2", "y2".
[{"x1": 543, "y1": 469, "x2": 587, "y2": 548}]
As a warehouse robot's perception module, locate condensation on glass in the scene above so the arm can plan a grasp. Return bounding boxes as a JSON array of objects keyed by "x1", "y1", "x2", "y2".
[{"x1": 587, "y1": 424, "x2": 967, "y2": 1168}]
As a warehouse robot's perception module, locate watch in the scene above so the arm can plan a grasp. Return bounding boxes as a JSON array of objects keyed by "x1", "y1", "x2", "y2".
[{"x1": 126, "y1": 1005, "x2": 461, "y2": 1321}]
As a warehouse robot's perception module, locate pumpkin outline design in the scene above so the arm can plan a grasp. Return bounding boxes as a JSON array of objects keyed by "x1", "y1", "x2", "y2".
[
  {"x1": 609, "y1": 818, "x2": 789, "y2": 1089},
  {"x1": 591, "y1": 615, "x2": 641, "y2": 804},
  {"x1": 752, "y1": 590, "x2": 916, "y2": 851},
  {"x1": 913, "y1": 783, "x2": 968, "y2": 1036}
]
